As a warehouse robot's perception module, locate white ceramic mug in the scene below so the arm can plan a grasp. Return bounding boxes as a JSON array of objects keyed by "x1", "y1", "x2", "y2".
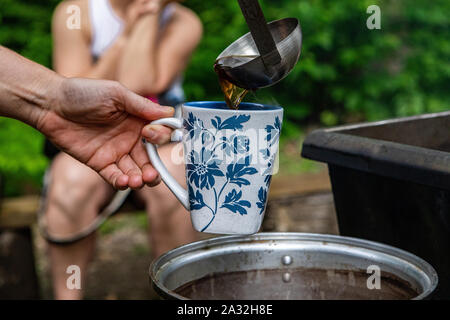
[{"x1": 145, "y1": 101, "x2": 283, "y2": 234}]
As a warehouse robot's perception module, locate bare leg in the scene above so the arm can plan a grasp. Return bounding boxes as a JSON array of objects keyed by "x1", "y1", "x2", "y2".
[
  {"x1": 44, "y1": 152, "x2": 114, "y2": 299},
  {"x1": 136, "y1": 143, "x2": 199, "y2": 259}
]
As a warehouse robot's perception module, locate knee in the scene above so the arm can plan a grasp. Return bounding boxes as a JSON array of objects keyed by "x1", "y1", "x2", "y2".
[
  {"x1": 133, "y1": 143, "x2": 187, "y2": 219},
  {"x1": 158, "y1": 143, "x2": 186, "y2": 186},
  {"x1": 145, "y1": 182, "x2": 182, "y2": 216},
  {"x1": 46, "y1": 155, "x2": 107, "y2": 215}
]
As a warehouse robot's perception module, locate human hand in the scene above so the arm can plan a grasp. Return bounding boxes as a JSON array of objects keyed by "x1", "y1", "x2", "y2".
[
  {"x1": 144, "y1": 0, "x2": 183, "y2": 13},
  {"x1": 123, "y1": 0, "x2": 183, "y2": 35},
  {"x1": 123, "y1": 0, "x2": 160, "y2": 36},
  {"x1": 37, "y1": 77, "x2": 174, "y2": 190}
]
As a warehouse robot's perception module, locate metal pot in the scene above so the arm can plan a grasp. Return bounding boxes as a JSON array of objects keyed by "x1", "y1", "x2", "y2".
[{"x1": 150, "y1": 233, "x2": 437, "y2": 300}]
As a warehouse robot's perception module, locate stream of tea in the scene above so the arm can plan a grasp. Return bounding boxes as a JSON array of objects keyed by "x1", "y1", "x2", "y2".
[{"x1": 214, "y1": 55, "x2": 258, "y2": 109}]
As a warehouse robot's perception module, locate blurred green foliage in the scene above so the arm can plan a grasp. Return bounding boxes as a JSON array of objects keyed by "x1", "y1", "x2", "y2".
[
  {"x1": 0, "y1": 0, "x2": 59, "y2": 195},
  {"x1": 183, "y1": 0, "x2": 449, "y2": 124},
  {"x1": 0, "y1": 0, "x2": 449, "y2": 195}
]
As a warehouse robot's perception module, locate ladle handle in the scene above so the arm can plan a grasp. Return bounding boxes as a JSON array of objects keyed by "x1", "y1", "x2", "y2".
[{"x1": 237, "y1": 0, "x2": 281, "y2": 66}]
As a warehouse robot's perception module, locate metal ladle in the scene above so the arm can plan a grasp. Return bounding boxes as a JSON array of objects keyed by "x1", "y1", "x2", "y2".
[{"x1": 215, "y1": 0, "x2": 302, "y2": 90}]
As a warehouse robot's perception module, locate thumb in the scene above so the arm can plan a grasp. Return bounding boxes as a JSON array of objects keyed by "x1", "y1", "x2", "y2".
[{"x1": 119, "y1": 84, "x2": 174, "y2": 120}]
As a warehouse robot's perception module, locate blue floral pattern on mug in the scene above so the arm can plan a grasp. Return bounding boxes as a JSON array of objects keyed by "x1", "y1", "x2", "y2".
[
  {"x1": 183, "y1": 112, "x2": 280, "y2": 232},
  {"x1": 256, "y1": 116, "x2": 281, "y2": 214},
  {"x1": 186, "y1": 149, "x2": 224, "y2": 190}
]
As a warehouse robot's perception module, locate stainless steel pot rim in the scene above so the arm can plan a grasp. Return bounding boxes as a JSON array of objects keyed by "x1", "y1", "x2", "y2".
[{"x1": 150, "y1": 232, "x2": 438, "y2": 300}]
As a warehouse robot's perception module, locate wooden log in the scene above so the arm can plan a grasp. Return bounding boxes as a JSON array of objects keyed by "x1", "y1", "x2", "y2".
[
  {"x1": 263, "y1": 191, "x2": 339, "y2": 235},
  {"x1": 0, "y1": 195, "x2": 40, "y2": 228},
  {"x1": 269, "y1": 170, "x2": 331, "y2": 200},
  {"x1": 0, "y1": 172, "x2": 332, "y2": 228}
]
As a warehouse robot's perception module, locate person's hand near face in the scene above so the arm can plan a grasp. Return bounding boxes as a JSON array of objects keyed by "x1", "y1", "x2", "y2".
[
  {"x1": 0, "y1": 46, "x2": 173, "y2": 190},
  {"x1": 122, "y1": 0, "x2": 182, "y2": 35},
  {"x1": 123, "y1": 0, "x2": 157, "y2": 36}
]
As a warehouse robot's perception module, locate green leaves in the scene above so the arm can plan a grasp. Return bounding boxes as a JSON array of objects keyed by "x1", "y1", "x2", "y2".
[
  {"x1": 0, "y1": 0, "x2": 449, "y2": 195},
  {"x1": 0, "y1": 118, "x2": 48, "y2": 196},
  {"x1": 0, "y1": 0, "x2": 57, "y2": 195},
  {"x1": 184, "y1": 0, "x2": 449, "y2": 129}
]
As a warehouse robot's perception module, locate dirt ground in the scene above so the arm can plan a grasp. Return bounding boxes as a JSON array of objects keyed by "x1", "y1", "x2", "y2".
[
  {"x1": 33, "y1": 184, "x2": 338, "y2": 300},
  {"x1": 34, "y1": 213, "x2": 159, "y2": 300}
]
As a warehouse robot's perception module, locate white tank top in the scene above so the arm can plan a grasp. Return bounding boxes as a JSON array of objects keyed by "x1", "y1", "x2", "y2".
[{"x1": 88, "y1": 0, "x2": 184, "y2": 102}]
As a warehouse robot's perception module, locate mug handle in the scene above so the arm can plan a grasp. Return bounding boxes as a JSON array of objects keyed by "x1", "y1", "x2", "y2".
[{"x1": 144, "y1": 117, "x2": 189, "y2": 210}]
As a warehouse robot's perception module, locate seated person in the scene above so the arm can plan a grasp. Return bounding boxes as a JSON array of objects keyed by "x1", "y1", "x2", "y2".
[{"x1": 43, "y1": 0, "x2": 202, "y2": 299}]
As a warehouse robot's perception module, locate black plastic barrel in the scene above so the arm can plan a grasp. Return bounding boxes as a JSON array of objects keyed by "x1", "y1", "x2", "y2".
[{"x1": 301, "y1": 111, "x2": 450, "y2": 299}]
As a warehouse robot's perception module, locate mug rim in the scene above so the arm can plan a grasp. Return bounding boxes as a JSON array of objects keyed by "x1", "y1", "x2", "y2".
[{"x1": 183, "y1": 101, "x2": 283, "y2": 112}]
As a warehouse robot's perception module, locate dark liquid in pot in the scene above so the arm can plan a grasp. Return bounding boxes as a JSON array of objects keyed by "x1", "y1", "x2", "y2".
[{"x1": 174, "y1": 267, "x2": 419, "y2": 300}]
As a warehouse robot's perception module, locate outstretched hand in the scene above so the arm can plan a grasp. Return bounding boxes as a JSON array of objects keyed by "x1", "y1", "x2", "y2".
[{"x1": 37, "y1": 78, "x2": 173, "y2": 190}]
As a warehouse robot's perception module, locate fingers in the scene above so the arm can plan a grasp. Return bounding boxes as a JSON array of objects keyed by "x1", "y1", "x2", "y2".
[
  {"x1": 99, "y1": 156, "x2": 158, "y2": 190},
  {"x1": 100, "y1": 142, "x2": 163, "y2": 190},
  {"x1": 142, "y1": 124, "x2": 173, "y2": 145},
  {"x1": 136, "y1": 0, "x2": 161, "y2": 15},
  {"x1": 99, "y1": 164, "x2": 130, "y2": 190},
  {"x1": 130, "y1": 142, "x2": 162, "y2": 186},
  {"x1": 143, "y1": 0, "x2": 162, "y2": 13},
  {"x1": 117, "y1": 154, "x2": 144, "y2": 189},
  {"x1": 119, "y1": 85, "x2": 174, "y2": 120}
]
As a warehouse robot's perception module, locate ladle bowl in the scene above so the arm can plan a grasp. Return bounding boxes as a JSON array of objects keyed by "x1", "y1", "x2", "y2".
[{"x1": 215, "y1": 17, "x2": 302, "y2": 90}]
